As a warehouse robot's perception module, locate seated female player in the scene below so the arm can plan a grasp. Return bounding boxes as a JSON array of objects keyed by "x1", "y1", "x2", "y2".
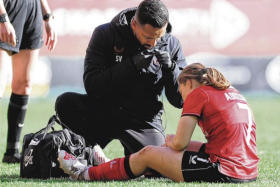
[{"x1": 58, "y1": 63, "x2": 259, "y2": 183}]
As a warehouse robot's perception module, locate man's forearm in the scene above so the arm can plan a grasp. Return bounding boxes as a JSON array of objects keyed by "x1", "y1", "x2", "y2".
[
  {"x1": 0, "y1": 0, "x2": 7, "y2": 15},
  {"x1": 40, "y1": 0, "x2": 51, "y2": 16}
]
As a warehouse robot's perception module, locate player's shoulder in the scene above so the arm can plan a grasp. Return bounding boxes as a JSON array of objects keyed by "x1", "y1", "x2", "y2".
[{"x1": 189, "y1": 86, "x2": 210, "y2": 101}]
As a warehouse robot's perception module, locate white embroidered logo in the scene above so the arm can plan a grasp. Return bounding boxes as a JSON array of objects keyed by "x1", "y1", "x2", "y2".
[
  {"x1": 18, "y1": 123, "x2": 24, "y2": 127},
  {"x1": 24, "y1": 149, "x2": 34, "y2": 166},
  {"x1": 110, "y1": 160, "x2": 117, "y2": 169},
  {"x1": 190, "y1": 155, "x2": 197, "y2": 164}
]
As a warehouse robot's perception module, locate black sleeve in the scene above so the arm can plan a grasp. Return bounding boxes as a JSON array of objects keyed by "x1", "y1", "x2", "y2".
[
  {"x1": 162, "y1": 38, "x2": 186, "y2": 108},
  {"x1": 83, "y1": 24, "x2": 138, "y2": 98}
]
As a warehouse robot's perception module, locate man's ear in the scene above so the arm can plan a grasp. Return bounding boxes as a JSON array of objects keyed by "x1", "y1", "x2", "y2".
[{"x1": 131, "y1": 17, "x2": 136, "y2": 30}]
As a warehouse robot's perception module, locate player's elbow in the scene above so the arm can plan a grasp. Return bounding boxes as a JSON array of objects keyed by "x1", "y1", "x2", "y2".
[{"x1": 172, "y1": 140, "x2": 188, "y2": 151}]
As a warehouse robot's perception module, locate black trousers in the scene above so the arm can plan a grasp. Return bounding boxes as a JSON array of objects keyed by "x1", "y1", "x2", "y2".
[{"x1": 55, "y1": 92, "x2": 165, "y2": 155}]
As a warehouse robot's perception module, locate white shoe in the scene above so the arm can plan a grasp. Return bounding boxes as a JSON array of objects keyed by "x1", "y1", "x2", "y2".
[
  {"x1": 58, "y1": 150, "x2": 89, "y2": 180},
  {"x1": 90, "y1": 145, "x2": 110, "y2": 165}
]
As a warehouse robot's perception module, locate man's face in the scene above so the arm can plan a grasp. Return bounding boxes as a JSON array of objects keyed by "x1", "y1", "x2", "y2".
[{"x1": 131, "y1": 17, "x2": 167, "y2": 49}]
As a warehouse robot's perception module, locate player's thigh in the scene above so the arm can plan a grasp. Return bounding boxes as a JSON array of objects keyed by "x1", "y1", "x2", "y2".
[
  {"x1": 11, "y1": 49, "x2": 39, "y2": 94},
  {"x1": 118, "y1": 128, "x2": 165, "y2": 155},
  {"x1": 136, "y1": 146, "x2": 185, "y2": 182},
  {"x1": 0, "y1": 49, "x2": 12, "y2": 96}
]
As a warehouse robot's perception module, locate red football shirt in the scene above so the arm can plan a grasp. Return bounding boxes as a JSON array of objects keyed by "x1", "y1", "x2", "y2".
[{"x1": 181, "y1": 86, "x2": 259, "y2": 179}]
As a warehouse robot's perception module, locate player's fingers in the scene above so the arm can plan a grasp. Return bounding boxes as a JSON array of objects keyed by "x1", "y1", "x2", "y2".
[
  {"x1": 0, "y1": 34, "x2": 3, "y2": 42},
  {"x1": 51, "y1": 30, "x2": 54, "y2": 41},
  {"x1": 50, "y1": 32, "x2": 57, "y2": 51},
  {"x1": 165, "y1": 134, "x2": 169, "y2": 140},
  {"x1": 49, "y1": 37, "x2": 54, "y2": 51},
  {"x1": 46, "y1": 35, "x2": 50, "y2": 46},
  {"x1": 10, "y1": 32, "x2": 16, "y2": 47},
  {"x1": 7, "y1": 34, "x2": 11, "y2": 45},
  {"x1": 3, "y1": 34, "x2": 8, "y2": 43}
]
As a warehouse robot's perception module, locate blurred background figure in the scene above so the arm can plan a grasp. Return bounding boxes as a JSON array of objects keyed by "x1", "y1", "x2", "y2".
[{"x1": 0, "y1": 0, "x2": 56, "y2": 163}]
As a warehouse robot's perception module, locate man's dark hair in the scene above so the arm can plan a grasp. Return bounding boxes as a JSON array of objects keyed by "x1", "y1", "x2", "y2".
[{"x1": 135, "y1": 0, "x2": 169, "y2": 28}]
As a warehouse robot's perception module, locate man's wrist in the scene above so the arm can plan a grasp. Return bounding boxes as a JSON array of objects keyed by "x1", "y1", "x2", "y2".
[
  {"x1": 43, "y1": 13, "x2": 54, "y2": 21},
  {"x1": 162, "y1": 62, "x2": 175, "y2": 71},
  {"x1": 0, "y1": 13, "x2": 8, "y2": 23}
]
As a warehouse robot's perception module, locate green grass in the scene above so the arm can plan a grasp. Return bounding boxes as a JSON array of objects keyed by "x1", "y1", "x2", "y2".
[{"x1": 0, "y1": 94, "x2": 280, "y2": 186}]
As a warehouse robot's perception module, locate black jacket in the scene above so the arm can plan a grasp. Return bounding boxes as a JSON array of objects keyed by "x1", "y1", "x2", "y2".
[{"x1": 84, "y1": 8, "x2": 186, "y2": 131}]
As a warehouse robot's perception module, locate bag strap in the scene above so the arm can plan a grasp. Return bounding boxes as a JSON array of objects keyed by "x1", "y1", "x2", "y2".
[
  {"x1": 31, "y1": 115, "x2": 63, "y2": 140},
  {"x1": 52, "y1": 114, "x2": 71, "y2": 130},
  {"x1": 33, "y1": 114, "x2": 93, "y2": 147},
  {"x1": 55, "y1": 114, "x2": 93, "y2": 148}
]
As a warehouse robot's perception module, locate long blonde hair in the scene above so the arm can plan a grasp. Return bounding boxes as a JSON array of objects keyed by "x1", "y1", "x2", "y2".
[{"x1": 178, "y1": 63, "x2": 230, "y2": 90}]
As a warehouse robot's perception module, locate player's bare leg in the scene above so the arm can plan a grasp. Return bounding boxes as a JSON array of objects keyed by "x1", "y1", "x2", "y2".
[
  {"x1": 3, "y1": 49, "x2": 39, "y2": 163},
  {"x1": 129, "y1": 145, "x2": 185, "y2": 182},
  {"x1": 59, "y1": 145, "x2": 185, "y2": 182},
  {"x1": 11, "y1": 49, "x2": 39, "y2": 95},
  {"x1": 0, "y1": 49, "x2": 11, "y2": 97}
]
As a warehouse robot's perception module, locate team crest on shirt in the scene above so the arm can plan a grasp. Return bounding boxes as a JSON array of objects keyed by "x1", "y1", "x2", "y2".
[
  {"x1": 114, "y1": 46, "x2": 124, "y2": 53},
  {"x1": 114, "y1": 46, "x2": 124, "y2": 62}
]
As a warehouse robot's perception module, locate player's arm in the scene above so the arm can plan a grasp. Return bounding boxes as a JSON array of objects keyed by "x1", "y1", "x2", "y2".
[
  {"x1": 84, "y1": 25, "x2": 139, "y2": 98},
  {"x1": 40, "y1": 0, "x2": 57, "y2": 51},
  {"x1": 166, "y1": 115, "x2": 197, "y2": 151},
  {"x1": 0, "y1": 0, "x2": 16, "y2": 47},
  {"x1": 161, "y1": 38, "x2": 186, "y2": 108}
]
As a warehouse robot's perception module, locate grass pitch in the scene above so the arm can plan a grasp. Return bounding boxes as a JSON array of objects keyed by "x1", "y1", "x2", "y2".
[{"x1": 0, "y1": 94, "x2": 279, "y2": 187}]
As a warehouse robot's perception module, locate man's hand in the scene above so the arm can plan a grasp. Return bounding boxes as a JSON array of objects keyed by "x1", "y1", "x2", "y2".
[
  {"x1": 0, "y1": 22, "x2": 17, "y2": 47},
  {"x1": 155, "y1": 50, "x2": 173, "y2": 69},
  {"x1": 132, "y1": 49, "x2": 154, "y2": 69},
  {"x1": 45, "y1": 16, "x2": 57, "y2": 51}
]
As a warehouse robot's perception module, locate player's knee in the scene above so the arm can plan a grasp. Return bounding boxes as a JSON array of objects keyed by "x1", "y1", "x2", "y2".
[
  {"x1": 139, "y1": 145, "x2": 156, "y2": 157},
  {"x1": 11, "y1": 79, "x2": 31, "y2": 95},
  {"x1": 136, "y1": 145, "x2": 157, "y2": 165}
]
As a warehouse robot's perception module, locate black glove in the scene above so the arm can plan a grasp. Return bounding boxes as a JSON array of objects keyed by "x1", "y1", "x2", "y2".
[
  {"x1": 132, "y1": 49, "x2": 154, "y2": 69},
  {"x1": 155, "y1": 50, "x2": 174, "y2": 69}
]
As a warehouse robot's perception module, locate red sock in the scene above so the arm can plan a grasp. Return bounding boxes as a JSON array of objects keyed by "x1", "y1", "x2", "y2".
[{"x1": 88, "y1": 157, "x2": 130, "y2": 181}]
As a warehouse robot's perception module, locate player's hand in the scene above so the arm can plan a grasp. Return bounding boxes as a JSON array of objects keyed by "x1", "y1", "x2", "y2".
[
  {"x1": 0, "y1": 22, "x2": 17, "y2": 47},
  {"x1": 132, "y1": 49, "x2": 154, "y2": 69},
  {"x1": 45, "y1": 16, "x2": 57, "y2": 51},
  {"x1": 155, "y1": 50, "x2": 174, "y2": 69},
  {"x1": 165, "y1": 134, "x2": 175, "y2": 148}
]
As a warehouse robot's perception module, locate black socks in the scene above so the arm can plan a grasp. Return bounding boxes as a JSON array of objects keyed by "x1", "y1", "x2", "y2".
[{"x1": 6, "y1": 93, "x2": 29, "y2": 155}]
